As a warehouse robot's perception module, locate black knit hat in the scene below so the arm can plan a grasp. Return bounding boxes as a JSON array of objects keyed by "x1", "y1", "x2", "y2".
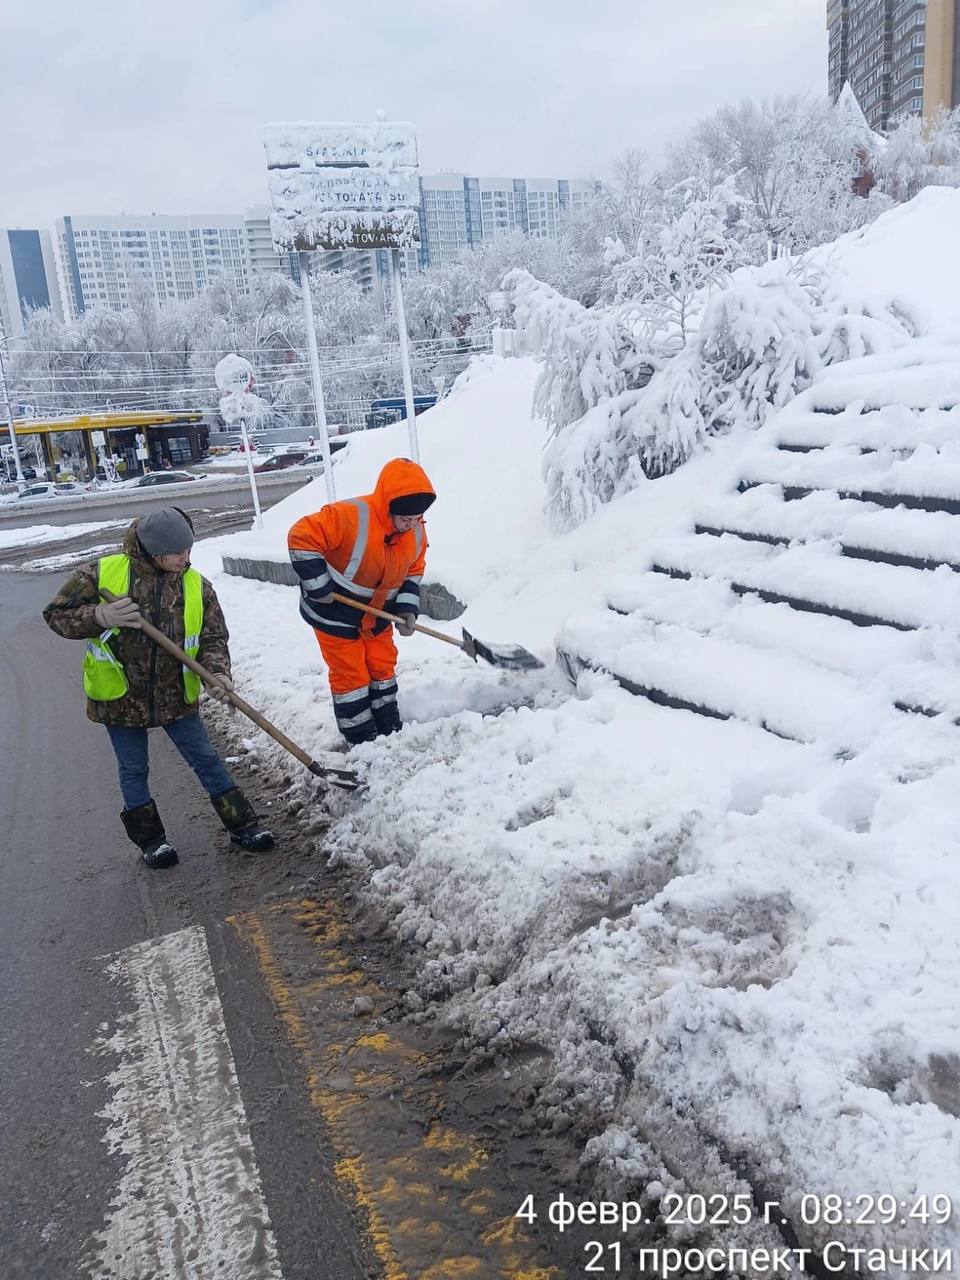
[{"x1": 389, "y1": 492, "x2": 436, "y2": 517}]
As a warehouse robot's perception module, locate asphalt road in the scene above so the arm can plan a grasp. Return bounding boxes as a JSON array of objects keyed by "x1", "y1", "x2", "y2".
[
  {"x1": 0, "y1": 574, "x2": 369, "y2": 1280},
  {"x1": 0, "y1": 480, "x2": 304, "y2": 575},
  {"x1": 0, "y1": 528, "x2": 619, "y2": 1279},
  {"x1": 0, "y1": 471, "x2": 311, "y2": 531}
]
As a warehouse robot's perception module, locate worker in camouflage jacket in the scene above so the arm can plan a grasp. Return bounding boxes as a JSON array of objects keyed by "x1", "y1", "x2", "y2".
[{"x1": 43, "y1": 507, "x2": 275, "y2": 868}]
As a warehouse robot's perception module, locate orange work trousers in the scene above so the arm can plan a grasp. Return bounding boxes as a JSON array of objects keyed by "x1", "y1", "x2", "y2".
[
  {"x1": 314, "y1": 626, "x2": 400, "y2": 743},
  {"x1": 314, "y1": 625, "x2": 398, "y2": 695}
]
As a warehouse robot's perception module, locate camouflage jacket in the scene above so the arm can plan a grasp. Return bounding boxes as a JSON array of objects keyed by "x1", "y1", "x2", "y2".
[{"x1": 43, "y1": 520, "x2": 232, "y2": 728}]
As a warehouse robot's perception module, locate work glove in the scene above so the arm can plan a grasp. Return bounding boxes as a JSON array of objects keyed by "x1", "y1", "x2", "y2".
[
  {"x1": 313, "y1": 591, "x2": 335, "y2": 606},
  {"x1": 94, "y1": 596, "x2": 142, "y2": 630},
  {"x1": 395, "y1": 613, "x2": 417, "y2": 637},
  {"x1": 205, "y1": 673, "x2": 235, "y2": 705}
]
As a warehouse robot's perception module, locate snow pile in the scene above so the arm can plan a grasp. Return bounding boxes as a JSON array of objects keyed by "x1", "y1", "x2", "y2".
[
  {"x1": 0, "y1": 519, "x2": 125, "y2": 551},
  {"x1": 191, "y1": 196, "x2": 960, "y2": 1265},
  {"x1": 814, "y1": 186, "x2": 960, "y2": 335},
  {"x1": 218, "y1": 356, "x2": 554, "y2": 611}
]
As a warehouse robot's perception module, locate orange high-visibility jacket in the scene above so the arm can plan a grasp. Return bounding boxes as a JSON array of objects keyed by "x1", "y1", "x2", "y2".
[{"x1": 287, "y1": 458, "x2": 434, "y2": 638}]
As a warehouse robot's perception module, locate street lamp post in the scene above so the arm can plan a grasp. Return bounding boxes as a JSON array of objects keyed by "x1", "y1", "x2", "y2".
[{"x1": 0, "y1": 317, "x2": 24, "y2": 485}]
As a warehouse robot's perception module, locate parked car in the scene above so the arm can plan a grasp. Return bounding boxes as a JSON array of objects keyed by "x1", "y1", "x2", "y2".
[
  {"x1": 2, "y1": 465, "x2": 37, "y2": 482},
  {"x1": 253, "y1": 440, "x2": 347, "y2": 473},
  {"x1": 17, "y1": 482, "x2": 80, "y2": 500},
  {"x1": 252, "y1": 452, "x2": 307, "y2": 473},
  {"x1": 127, "y1": 470, "x2": 203, "y2": 488}
]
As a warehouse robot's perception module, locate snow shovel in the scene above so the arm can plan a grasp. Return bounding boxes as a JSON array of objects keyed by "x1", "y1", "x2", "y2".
[
  {"x1": 99, "y1": 589, "x2": 360, "y2": 790},
  {"x1": 329, "y1": 593, "x2": 544, "y2": 671}
]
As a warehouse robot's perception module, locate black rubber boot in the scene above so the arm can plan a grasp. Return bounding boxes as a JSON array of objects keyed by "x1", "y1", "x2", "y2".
[
  {"x1": 341, "y1": 723, "x2": 378, "y2": 746},
  {"x1": 120, "y1": 800, "x2": 179, "y2": 870},
  {"x1": 370, "y1": 678, "x2": 401, "y2": 737},
  {"x1": 372, "y1": 704, "x2": 402, "y2": 736},
  {"x1": 211, "y1": 787, "x2": 275, "y2": 852}
]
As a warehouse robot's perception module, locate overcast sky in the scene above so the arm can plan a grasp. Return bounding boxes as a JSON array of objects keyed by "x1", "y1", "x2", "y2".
[{"x1": 3, "y1": 0, "x2": 827, "y2": 228}]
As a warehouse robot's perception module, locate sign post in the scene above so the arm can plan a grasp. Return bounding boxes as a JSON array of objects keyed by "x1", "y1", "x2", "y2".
[
  {"x1": 390, "y1": 250, "x2": 420, "y2": 462},
  {"x1": 215, "y1": 355, "x2": 263, "y2": 531},
  {"x1": 298, "y1": 253, "x2": 336, "y2": 503},
  {"x1": 265, "y1": 119, "x2": 423, "y2": 472}
]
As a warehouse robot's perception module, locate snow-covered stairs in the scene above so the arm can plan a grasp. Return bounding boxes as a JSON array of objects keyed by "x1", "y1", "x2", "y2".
[{"x1": 559, "y1": 354, "x2": 960, "y2": 751}]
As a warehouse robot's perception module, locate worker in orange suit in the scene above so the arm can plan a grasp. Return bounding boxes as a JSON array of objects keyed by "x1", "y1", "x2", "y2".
[{"x1": 287, "y1": 458, "x2": 436, "y2": 745}]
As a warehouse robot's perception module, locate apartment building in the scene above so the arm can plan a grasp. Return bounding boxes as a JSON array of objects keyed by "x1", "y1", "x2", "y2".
[
  {"x1": 828, "y1": 0, "x2": 960, "y2": 130},
  {"x1": 48, "y1": 169, "x2": 598, "y2": 319},
  {"x1": 55, "y1": 213, "x2": 251, "y2": 319},
  {"x1": 243, "y1": 206, "x2": 301, "y2": 283},
  {"x1": 0, "y1": 228, "x2": 62, "y2": 341},
  {"x1": 417, "y1": 174, "x2": 598, "y2": 268}
]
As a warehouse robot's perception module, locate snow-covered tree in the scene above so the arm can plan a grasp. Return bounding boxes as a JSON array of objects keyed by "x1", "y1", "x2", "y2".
[
  {"x1": 609, "y1": 176, "x2": 743, "y2": 348},
  {"x1": 876, "y1": 107, "x2": 960, "y2": 202},
  {"x1": 511, "y1": 256, "x2": 921, "y2": 531},
  {"x1": 552, "y1": 150, "x2": 665, "y2": 306},
  {"x1": 670, "y1": 95, "x2": 884, "y2": 260}
]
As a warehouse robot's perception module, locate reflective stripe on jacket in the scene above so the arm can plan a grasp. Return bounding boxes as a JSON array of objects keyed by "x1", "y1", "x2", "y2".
[
  {"x1": 83, "y1": 553, "x2": 204, "y2": 702},
  {"x1": 287, "y1": 458, "x2": 433, "y2": 638}
]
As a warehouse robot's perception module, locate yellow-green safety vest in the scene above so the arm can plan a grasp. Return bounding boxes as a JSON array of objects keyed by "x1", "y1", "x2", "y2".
[{"x1": 83, "y1": 554, "x2": 204, "y2": 703}]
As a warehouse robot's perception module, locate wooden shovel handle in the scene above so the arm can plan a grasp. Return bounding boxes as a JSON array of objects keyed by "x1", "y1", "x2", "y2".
[
  {"x1": 329, "y1": 592, "x2": 465, "y2": 651},
  {"x1": 100, "y1": 588, "x2": 324, "y2": 776}
]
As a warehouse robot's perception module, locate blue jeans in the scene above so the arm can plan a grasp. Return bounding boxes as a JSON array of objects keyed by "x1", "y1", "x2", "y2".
[{"x1": 106, "y1": 714, "x2": 235, "y2": 810}]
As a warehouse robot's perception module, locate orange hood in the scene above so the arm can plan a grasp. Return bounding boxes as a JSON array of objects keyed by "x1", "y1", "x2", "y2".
[{"x1": 367, "y1": 458, "x2": 435, "y2": 523}]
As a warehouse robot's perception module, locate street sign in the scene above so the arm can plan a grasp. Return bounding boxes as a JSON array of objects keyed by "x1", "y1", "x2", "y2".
[
  {"x1": 264, "y1": 120, "x2": 420, "y2": 253},
  {"x1": 264, "y1": 120, "x2": 418, "y2": 171},
  {"x1": 269, "y1": 209, "x2": 421, "y2": 252},
  {"x1": 214, "y1": 354, "x2": 255, "y2": 396},
  {"x1": 268, "y1": 168, "x2": 420, "y2": 211},
  {"x1": 264, "y1": 119, "x2": 424, "y2": 471},
  {"x1": 215, "y1": 353, "x2": 264, "y2": 530}
]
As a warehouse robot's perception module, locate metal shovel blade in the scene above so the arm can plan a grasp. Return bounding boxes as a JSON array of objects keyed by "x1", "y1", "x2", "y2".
[
  {"x1": 310, "y1": 760, "x2": 362, "y2": 791},
  {"x1": 461, "y1": 628, "x2": 544, "y2": 671}
]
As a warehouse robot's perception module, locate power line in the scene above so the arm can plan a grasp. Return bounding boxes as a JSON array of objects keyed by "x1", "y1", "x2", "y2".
[{"x1": 9, "y1": 331, "x2": 493, "y2": 359}]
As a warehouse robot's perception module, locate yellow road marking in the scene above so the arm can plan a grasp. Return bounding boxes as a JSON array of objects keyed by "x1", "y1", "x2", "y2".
[
  {"x1": 230, "y1": 898, "x2": 566, "y2": 1279},
  {"x1": 229, "y1": 911, "x2": 406, "y2": 1280}
]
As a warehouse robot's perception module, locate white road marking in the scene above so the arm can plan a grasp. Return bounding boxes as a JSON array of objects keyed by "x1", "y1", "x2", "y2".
[{"x1": 86, "y1": 925, "x2": 284, "y2": 1280}]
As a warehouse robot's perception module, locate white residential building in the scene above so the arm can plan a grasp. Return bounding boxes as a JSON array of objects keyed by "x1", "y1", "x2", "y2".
[
  {"x1": 243, "y1": 205, "x2": 307, "y2": 285},
  {"x1": 49, "y1": 172, "x2": 599, "y2": 320},
  {"x1": 55, "y1": 213, "x2": 251, "y2": 319},
  {"x1": 417, "y1": 174, "x2": 599, "y2": 266},
  {"x1": 477, "y1": 177, "x2": 521, "y2": 239},
  {"x1": 0, "y1": 228, "x2": 63, "y2": 341},
  {"x1": 418, "y1": 174, "x2": 472, "y2": 267}
]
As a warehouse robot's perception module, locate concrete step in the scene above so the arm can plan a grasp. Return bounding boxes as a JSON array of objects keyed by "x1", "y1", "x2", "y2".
[
  {"x1": 647, "y1": 532, "x2": 960, "y2": 631},
  {"x1": 558, "y1": 612, "x2": 902, "y2": 750},
  {"x1": 772, "y1": 402, "x2": 960, "y2": 454},
  {"x1": 739, "y1": 444, "x2": 960, "y2": 510}
]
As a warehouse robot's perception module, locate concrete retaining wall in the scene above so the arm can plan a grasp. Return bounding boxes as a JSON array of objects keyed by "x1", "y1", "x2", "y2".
[{"x1": 222, "y1": 554, "x2": 466, "y2": 621}]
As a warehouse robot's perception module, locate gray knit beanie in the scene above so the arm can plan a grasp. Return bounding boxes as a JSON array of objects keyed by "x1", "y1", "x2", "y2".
[{"x1": 136, "y1": 508, "x2": 194, "y2": 556}]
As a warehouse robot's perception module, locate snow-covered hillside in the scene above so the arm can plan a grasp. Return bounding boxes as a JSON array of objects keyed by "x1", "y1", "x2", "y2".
[
  {"x1": 193, "y1": 190, "x2": 960, "y2": 1271},
  {"x1": 814, "y1": 187, "x2": 960, "y2": 333}
]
